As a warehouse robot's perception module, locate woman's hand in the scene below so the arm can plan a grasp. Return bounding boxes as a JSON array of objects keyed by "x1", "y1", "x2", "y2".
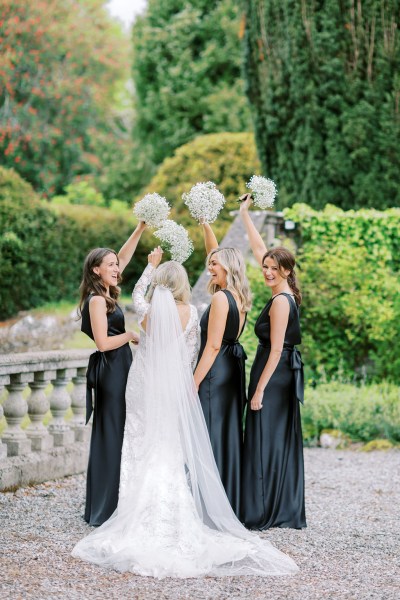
[
  {"x1": 148, "y1": 246, "x2": 163, "y2": 268},
  {"x1": 250, "y1": 389, "x2": 264, "y2": 411},
  {"x1": 127, "y1": 331, "x2": 140, "y2": 345},
  {"x1": 137, "y1": 220, "x2": 147, "y2": 232},
  {"x1": 239, "y1": 193, "x2": 253, "y2": 212}
]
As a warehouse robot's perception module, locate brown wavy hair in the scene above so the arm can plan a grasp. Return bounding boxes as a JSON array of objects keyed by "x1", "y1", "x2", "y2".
[
  {"x1": 78, "y1": 248, "x2": 121, "y2": 316},
  {"x1": 262, "y1": 247, "x2": 302, "y2": 306}
]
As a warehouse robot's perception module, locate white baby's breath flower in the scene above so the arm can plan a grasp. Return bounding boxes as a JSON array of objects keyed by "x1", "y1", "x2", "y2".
[
  {"x1": 246, "y1": 175, "x2": 277, "y2": 209},
  {"x1": 183, "y1": 181, "x2": 225, "y2": 224},
  {"x1": 133, "y1": 193, "x2": 171, "y2": 228},
  {"x1": 154, "y1": 220, "x2": 194, "y2": 264}
]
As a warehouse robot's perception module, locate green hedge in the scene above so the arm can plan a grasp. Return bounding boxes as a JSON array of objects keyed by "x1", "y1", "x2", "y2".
[
  {"x1": 0, "y1": 167, "x2": 156, "y2": 319},
  {"x1": 243, "y1": 202, "x2": 400, "y2": 384},
  {"x1": 301, "y1": 382, "x2": 400, "y2": 444},
  {"x1": 283, "y1": 204, "x2": 400, "y2": 382},
  {"x1": 138, "y1": 132, "x2": 261, "y2": 282}
]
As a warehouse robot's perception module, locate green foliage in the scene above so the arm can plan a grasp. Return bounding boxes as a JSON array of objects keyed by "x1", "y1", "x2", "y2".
[
  {"x1": 240, "y1": 263, "x2": 268, "y2": 380},
  {"x1": 0, "y1": 0, "x2": 130, "y2": 195},
  {"x1": 132, "y1": 0, "x2": 252, "y2": 164},
  {"x1": 244, "y1": 0, "x2": 400, "y2": 209},
  {"x1": 52, "y1": 182, "x2": 106, "y2": 207},
  {"x1": 301, "y1": 382, "x2": 400, "y2": 443},
  {"x1": 285, "y1": 203, "x2": 400, "y2": 382},
  {"x1": 139, "y1": 132, "x2": 261, "y2": 282},
  {"x1": 0, "y1": 167, "x2": 154, "y2": 319}
]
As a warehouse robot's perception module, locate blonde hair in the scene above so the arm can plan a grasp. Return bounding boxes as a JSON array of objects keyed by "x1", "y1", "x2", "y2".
[
  {"x1": 206, "y1": 248, "x2": 252, "y2": 312},
  {"x1": 147, "y1": 261, "x2": 191, "y2": 304}
]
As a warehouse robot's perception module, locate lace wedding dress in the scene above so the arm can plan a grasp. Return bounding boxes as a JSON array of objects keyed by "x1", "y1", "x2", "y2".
[{"x1": 72, "y1": 264, "x2": 299, "y2": 578}]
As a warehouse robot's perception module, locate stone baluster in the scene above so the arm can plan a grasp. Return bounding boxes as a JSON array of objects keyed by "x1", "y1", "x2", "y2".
[
  {"x1": 0, "y1": 376, "x2": 9, "y2": 459},
  {"x1": 2, "y1": 373, "x2": 32, "y2": 456},
  {"x1": 70, "y1": 367, "x2": 90, "y2": 442},
  {"x1": 26, "y1": 371, "x2": 54, "y2": 452},
  {"x1": 48, "y1": 368, "x2": 75, "y2": 446}
]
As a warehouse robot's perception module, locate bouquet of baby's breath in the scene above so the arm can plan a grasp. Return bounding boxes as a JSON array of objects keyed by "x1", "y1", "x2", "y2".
[
  {"x1": 246, "y1": 175, "x2": 277, "y2": 209},
  {"x1": 154, "y1": 220, "x2": 194, "y2": 264},
  {"x1": 183, "y1": 181, "x2": 225, "y2": 224},
  {"x1": 133, "y1": 193, "x2": 171, "y2": 228}
]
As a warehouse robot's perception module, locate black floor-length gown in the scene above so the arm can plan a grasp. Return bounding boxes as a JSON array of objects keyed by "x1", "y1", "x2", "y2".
[
  {"x1": 81, "y1": 296, "x2": 133, "y2": 526},
  {"x1": 197, "y1": 290, "x2": 247, "y2": 517},
  {"x1": 241, "y1": 292, "x2": 306, "y2": 530}
]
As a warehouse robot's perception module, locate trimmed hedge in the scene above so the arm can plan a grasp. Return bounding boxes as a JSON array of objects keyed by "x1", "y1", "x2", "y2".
[
  {"x1": 138, "y1": 132, "x2": 261, "y2": 282},
  {"x1": 0, "y1": 167, "x2": 155, "y2": 319},
  {"x1": 284, "y1": 204, "x2": 400, "y2": 382}
]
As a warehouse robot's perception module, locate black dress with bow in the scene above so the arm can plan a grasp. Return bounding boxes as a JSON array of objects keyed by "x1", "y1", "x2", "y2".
[
  {"x1": 82, "y1": 296, "x2": 132, "y2": 526},
  {"x1": 197, "y1": 290, "x2": 247, "y2": 517},
  {"x1": 241, "y1": 292, "x2": 306, "y2": 530}
]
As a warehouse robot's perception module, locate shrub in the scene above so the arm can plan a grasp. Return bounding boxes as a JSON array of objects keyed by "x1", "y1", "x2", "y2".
[
  {"x1": 139, "y1": 132, "x2": 261, "y2": 282},
  {"x1": 284, "y1": 204, "x2": 400, "y2": 382},
  {"x1": 0, "y1": 167, "x2": 155, "y2": 319},
  {"x1": 301, "y1": 382, "x2": 400, "y2": 444}
]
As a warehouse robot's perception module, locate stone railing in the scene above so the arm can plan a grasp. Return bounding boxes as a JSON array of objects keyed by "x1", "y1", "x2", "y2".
[{"x1": 0, "y1": 349, "x2": 94, "y2": 490}]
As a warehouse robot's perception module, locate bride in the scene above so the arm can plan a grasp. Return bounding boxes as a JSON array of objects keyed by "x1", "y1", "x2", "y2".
[{"x1": 72, "y1": 248, "x2": 299, "y2": 578}]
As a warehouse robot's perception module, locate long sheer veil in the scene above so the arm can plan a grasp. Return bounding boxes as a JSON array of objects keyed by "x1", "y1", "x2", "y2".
[{"x1": 136, "y1": 286, "x2": 298, "y2": 575}]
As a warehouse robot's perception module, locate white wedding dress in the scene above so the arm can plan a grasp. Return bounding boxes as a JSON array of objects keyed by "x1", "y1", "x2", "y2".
[{"x1": 72, "y1": 265, "x2": 299, "y2": 578}]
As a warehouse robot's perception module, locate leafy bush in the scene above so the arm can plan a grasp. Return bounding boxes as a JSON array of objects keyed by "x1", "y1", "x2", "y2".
[
  {"x1": 284, "y1": 204, "x2": 400, "y2": 382},
  {"x1": 52, "y1": 182, "x2": 107, "y2": 207},
  {"x1": 0, "y1": 167, "x2": 155, "y2": 319},
  {"x1": 301, "y1": 382, "x2": 400, "y2": 444},
  {"x1": 138, "y1": 132, "x2": 261, "y2": 281}
]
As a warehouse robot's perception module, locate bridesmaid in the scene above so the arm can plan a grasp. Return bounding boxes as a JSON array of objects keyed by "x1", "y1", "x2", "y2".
[
  {"x1": 78, "y1": 221, "x2": 146, "y2": 526},
  {"x1": 239, "y1": 194, "x2": 306, "y2": 529},
  {"x1": 193, "y1": 223, "x2": 251, "y2": 517}
]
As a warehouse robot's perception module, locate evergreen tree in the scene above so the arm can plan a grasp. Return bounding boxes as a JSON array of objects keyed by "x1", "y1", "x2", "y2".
[
  {"x1": 244, "y1": 0, "x2": 400, "y2": 209},
  {"x1": 132, "y1": 0, "x2": 252, "y2": 164}
]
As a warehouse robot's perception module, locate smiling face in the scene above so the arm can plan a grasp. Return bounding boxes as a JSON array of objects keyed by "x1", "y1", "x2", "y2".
[
  {"x1": 262, "y1": 256, "x2": 290, "y2": 288},
  {"x1": 208, "y1": 254, "x2": 227, "y2": 288},
  {"x1": 93, "y1": 252, "x2": 119, "y2": 290}
]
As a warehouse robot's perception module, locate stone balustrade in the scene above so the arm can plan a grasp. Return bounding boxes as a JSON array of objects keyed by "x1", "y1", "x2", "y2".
[{"x1": 0, "y1": 349, "x2": 94, "y2": 490}]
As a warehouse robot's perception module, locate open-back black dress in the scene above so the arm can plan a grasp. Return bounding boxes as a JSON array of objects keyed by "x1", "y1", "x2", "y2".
[
  {"x1": 197, "y1": 290, "x2": 247, "y2": 517},
  {"x1": 81, "y1": 296, "x2": 133, "y2": 526},
  {"x1": 241, "y1": 292, "x2": 306, "y2": 530}
]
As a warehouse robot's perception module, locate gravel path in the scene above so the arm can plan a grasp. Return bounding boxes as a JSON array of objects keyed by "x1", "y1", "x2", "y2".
[{"x1": 1, "y1": 448, "x2": 399, "y2": 600}]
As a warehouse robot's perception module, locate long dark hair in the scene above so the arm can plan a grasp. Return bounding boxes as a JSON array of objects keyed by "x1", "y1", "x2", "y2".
[
  {"x1": 262, "y1": 247, "x2": 302, "y2": 306},
  {"x1": 78, "y1": 248, "x2": 121, "y2": 316}
]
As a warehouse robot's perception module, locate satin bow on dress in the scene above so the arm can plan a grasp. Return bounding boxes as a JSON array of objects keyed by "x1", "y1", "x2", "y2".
[
  {"x1": 85, "y1": 350, "x2": 105, "y2": 424},
  {"x1": 290, "y1": 346, "x2": 304, "y2": 405}
]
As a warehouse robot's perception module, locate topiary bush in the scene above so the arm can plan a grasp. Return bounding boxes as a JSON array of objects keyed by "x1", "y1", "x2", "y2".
[{"x1": 138, "y1": 132, "x2": 261, "y2": 281}]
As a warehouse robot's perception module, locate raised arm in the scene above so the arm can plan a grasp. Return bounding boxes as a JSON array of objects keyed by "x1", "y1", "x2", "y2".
[
  {"x1": 249, "y1": 295, "x2": 290, "y2": 410},
  {"x1": 239, "y1": 194, "x2": 267, "y2": 266},
  {"x1": 193, "y1": 291, "x2": 228, "y2": 390},
  {"x1": 201, "y1": 222, "x2": 219, "y2": 254},
  {"x1": 132, "y1": 247, "x2": 163, "y2": 328},
  {"x1": 118, "y1": 221, "x2": 147, "y2": 274},
  {"x1": 89, "y1": 296, "x2": 138, "y2": 352}
]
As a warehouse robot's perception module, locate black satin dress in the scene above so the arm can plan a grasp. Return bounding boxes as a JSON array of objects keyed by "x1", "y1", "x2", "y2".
[
  {"x1": 197, "y1": 290, "x2": 247, "y2": 517},
  {"x1": 81, "y1": 296, "x2": 133, "y2": 526},
  {"x1": 241, "y1": 292, "x2": 306, "y2": 530}
]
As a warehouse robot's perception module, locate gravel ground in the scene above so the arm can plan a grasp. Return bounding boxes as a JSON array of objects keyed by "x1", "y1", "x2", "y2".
[{"x1": 1, "y1": 448, "x2": 399, "y2": 600}]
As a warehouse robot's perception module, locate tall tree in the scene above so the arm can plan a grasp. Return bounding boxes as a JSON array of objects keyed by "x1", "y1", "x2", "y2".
[
  {"x1": 0, "y1": 0, "x2": 129, "y2": 195},
  {"x1": 244, "y1": 0, "x2": 400, "y2": 209},
  {"x1": 131, "y1": 0, "x2": 252, "y2": 164}
]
